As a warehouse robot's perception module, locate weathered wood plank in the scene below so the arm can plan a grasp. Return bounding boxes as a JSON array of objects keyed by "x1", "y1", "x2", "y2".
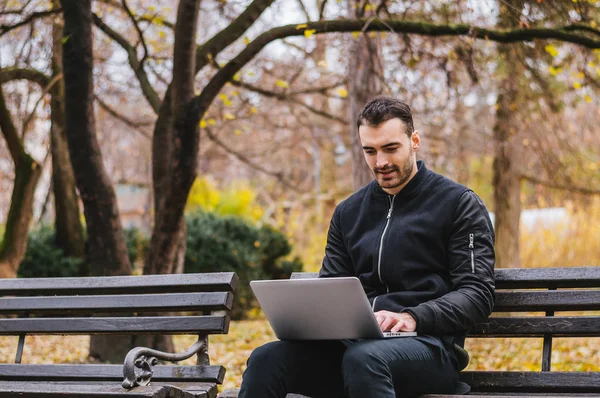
[
  {"x1": 462, "y1": 371, "x2": 600, "y2": 393},
  {"x1": 0, "y1": 381, "x2": 198, "y2": 397},
  {"x1": 0, "y1": 292, "x2": 233, "y2": 315},
  {"x1": 0, "y1": 315, "x2": 229, "y2": 335},
  {"x1": 469, "y1": 316, "x2": 600, "y2": 337},
  {"x1": 292, "y1": 267, "x2": 600, "y2": 289},
  {"x1": 0, "y1": 364, "x2": 225, "y2": 384},
  {"x1": 0, "y1": 272, "x2": 238, "y2": 296},
  {"x1": 494, "y1": 291, "x2": 600, "y2": 312}
]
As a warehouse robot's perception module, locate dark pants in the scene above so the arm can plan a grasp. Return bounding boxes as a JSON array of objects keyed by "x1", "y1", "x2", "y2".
[{"x1": 238, "y1": 336, "x2": 462, "y2": 398}]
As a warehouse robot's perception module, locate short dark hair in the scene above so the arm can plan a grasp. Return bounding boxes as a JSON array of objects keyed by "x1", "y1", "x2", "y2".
[{"x1": 356, "y1": 96, "x2": 414, "y2": 138}]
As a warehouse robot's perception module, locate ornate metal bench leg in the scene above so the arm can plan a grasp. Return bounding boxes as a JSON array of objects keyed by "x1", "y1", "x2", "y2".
[{"x1": 122, "y1": 335, "x2": 207, "y2": 389}]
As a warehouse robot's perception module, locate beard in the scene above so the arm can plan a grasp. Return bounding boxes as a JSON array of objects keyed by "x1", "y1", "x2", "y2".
[{"x1": 373, "y1": 151, "x2": 415, "y2": 191}]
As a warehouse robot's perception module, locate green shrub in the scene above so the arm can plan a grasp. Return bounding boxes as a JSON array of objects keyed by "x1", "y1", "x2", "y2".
[
  {"x1": 124, "y1": 227, "x2": 149, "y2": 267},
  {"x1": 18, "y1": 225, "x2": 83, "y2": 278},
  {"x1": 184, "y1": 212, "x2": 302, "y2": 319}
]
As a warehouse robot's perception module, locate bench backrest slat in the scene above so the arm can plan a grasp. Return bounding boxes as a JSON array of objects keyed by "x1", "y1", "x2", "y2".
[
  {"x1": 494, "y1": 290, "x2": 600, "y2": 312},
  {"x1": 469, "y1": 316, "x2": 600, "y2": 337},
  {"x1": 0, "y1": 292, "x2": 233, "y2": 314},
  {"x1": 0, "y1": 315, "x2": 229, "y2": 335},
  {"x1": 0, "y1": 272, "x2": 238, "y2": 296},
  {"x1": 291, "y1": 267, "x2": 600, "y2": 289},
  {"x1": 0, "y1": 364, "x2": 226, "y2": 384}
]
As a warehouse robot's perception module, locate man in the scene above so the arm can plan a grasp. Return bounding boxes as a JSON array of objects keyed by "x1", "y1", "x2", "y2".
[{"x1": 239, "y1": 96, "x2": 495, "y2": 397}]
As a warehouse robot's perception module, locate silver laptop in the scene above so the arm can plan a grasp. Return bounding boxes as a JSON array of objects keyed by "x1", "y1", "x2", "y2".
[{"x1": 249, "y1": 277, "x2": 418, "y2": 340}]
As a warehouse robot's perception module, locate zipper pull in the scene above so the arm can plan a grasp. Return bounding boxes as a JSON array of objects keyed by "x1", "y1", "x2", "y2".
[
  {"x1": 469, "y1": 233, "x2": 474, "y2": 249},
  {"x1": 387, "y1": 208, "x2": 392, "y2": 219}
]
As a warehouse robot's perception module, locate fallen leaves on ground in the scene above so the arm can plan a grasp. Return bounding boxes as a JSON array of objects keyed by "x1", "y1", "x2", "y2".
[{"x1": 1, "y1": 320, "x2": 598, "y2": 392}]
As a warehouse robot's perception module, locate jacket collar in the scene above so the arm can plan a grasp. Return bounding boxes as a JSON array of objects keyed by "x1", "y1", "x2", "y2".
[{"x1": 371, "y1": 160, "x2": 429, "y2": 199}]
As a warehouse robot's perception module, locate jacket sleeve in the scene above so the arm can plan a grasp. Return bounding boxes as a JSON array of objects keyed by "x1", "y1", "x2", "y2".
[
  {"x1": 403, "y1": 190, "x2": 496, "y2": 334},
  {"x1": 319, "y1": 204, "x2": 354, "y2": 277}
]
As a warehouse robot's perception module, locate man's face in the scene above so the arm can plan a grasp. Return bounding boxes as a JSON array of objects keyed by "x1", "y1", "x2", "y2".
[{"x1": 359, "y1": 118, "x2": 420, "y2": 195}]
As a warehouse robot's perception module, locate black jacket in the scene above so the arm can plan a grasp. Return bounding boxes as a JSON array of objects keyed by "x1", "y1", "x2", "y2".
[{"x1": 320, "y1": 161, "x2": 495, "y2": 345}]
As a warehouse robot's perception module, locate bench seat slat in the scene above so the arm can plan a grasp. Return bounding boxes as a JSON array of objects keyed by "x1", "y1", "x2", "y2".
[
  {"x1": 469, "y1": 316, "x2": 600, "y2": 337},
  {"x1": 494, "y1": 291, "x2": 600, "y2": 312},
  {"x1": 0, "y1": 292, "x2": 233, "y2": 314},
  {"x1": 0, "y1": 315, "x2": 229, "y2": 335},
  {"x1": 0, "y1": 364, "x2": 225, "y2": 384},
  {"x1": 462, "y1": 371, "x2": 600, "y2": 393},
  {"x1": 0, "y1": 272, "x2": 238, "y2": 296},
  {"x1": 0, "y1": 381, "x2": 217, "y2": 398}
]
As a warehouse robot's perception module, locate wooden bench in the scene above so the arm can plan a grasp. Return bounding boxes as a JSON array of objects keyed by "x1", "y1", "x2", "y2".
[
  {"x1": 0, "y1": 272, "x2": 238, "y2": 398},
  {"x1": 219, "y1": 266, "x2": 600, "y2": 397}
]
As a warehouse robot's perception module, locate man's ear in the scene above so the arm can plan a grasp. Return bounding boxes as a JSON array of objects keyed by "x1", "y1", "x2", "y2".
[{"x1": 411, "y1": 131, "x2": 420, "y2": 151}]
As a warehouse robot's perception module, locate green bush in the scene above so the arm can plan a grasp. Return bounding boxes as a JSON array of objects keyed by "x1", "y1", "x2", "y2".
[
  {"x1": 184, "y1": 212, "x2": 303, "y2": 319},
  {"x1": 18, "y1": 225, "x2": 149, "y2": 278},
  {"x1": 18, "y1": 225, "x2": 83, "y2": 278}
]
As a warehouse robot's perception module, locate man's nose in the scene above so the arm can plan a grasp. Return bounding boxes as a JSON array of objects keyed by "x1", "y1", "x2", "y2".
[{"x1": 376, "y1": 153, "x2": 389, "y2": 168}]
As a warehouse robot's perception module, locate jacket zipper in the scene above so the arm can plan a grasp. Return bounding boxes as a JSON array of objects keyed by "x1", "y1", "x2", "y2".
[
  {"x1": 469, "y1": 233, "x2": 475, "y2": 273},
  {"x1": 377, "y1": 195, "x2": 395, "y2": 297}
]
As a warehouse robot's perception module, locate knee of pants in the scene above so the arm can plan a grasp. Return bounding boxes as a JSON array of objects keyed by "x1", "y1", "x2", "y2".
[
  {"x1": 246, "y1": 340, "x2": 297, "y2": 373},
  {"x1": 341, "y1": 342, "x2": 385, "y2": 376}
]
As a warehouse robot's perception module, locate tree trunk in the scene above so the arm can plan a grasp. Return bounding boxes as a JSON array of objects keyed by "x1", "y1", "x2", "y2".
[
  {"x1": 145, "y1": 0, "x2": 201, "y2": 277},
  {"x1": 50, "y1": 3, "x2": 86, "y2": 267},
  {"x1": 60, "y1": 0, "x2": 132, "y2": 361},
  {"x1": 492, "y1": 1, "x2": 523, "y2": 269},
  {"x1": 348, "y1": 32, "x2": 384, "y2": 190},
  {"x1": 0, "y1": 87, "x2": 43, "y2": 279}
]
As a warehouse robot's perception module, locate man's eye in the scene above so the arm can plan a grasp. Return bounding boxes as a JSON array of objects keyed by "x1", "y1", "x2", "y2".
[
  {"x1": 385, "y1": 147, "x2": 398, "y2": 152},
  {"x1": 364, "y1": 150, "x2": 375, "y2": 155}
]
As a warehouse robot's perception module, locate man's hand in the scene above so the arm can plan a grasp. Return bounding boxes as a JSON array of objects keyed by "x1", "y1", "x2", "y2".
[{"x1": 374, "y1": 311, "x2": 417, "y2": 332}]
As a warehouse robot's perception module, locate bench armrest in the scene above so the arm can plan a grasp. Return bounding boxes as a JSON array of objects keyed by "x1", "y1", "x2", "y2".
[{"x1": 122, "y1": 335, "x2": 207, "y2": 389}]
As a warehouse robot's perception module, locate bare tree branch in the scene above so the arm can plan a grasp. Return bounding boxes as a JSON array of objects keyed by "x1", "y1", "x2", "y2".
[
  {"x1": 95, "y1": 95, "x2": 153, "y2": 139},
  {"x1": 204, "y1": 127, "x2": 300, "y2": 191},
  {"x1": 0, "y1": 8, "x2": 61, "y2": 37},
  {"x1": 296, "y1": 0, "x2": 312, "y2": 22},
  {"x1": 22, "y1": 73, "x2": 63, "y2": 135},
  {"x1": 121, "y1": 0, "x2": 149, "y2": 69},
  {"x1": 190, "y1": 18, "x2": 600, "y2": 128},
  {"x1": 92, "y1": 13, "x2": 161, "y2": 112},
  {"x1": 0, "y1": 67, "x2": 51, "y2": 87},
  {"x1": 318, "y1": 0, "x2": 329, "y2": 20},
  {"x1": 194, "y1": 0, "x2": 276, "y2": 73},
  {"x1": 0, "y1": 85, "x2": 24, "y2": 164},
  {"x1": 232, "y1": 80, "x2": 348, "y2": 124},
  {"x1": 522, "y1": 174, "x2": 600, "y2": 195}
]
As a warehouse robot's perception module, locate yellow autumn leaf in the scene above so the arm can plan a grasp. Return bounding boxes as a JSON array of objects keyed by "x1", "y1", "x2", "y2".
[
  {"x1": 317, "y1": 60, "x2": 328, "y2": 68},
  {"x1": 577, "y1": 72, "x2": 585, "y2": 79},
  {"x1": 200, "y1": 120, "x2": 207, "y2": 128},
  {"x1": 545, "y1": 44, "x2": 558, "y2": 57},
  {"x1": 158, "y1": 31, "x2": 166, "y2": 39},
  {"x1": 573, "y1": 82, "x2": 582, "y2": 89},
  {"x1": 234, "y1": 129, "x2": 242, "y2": 135},
  {"x1": 244, "y1": 36, "x2": 250, "y2": 45},
  {"x1": 591, "y1": 20, "x2": 597, "y2": 28},
  {"x1": 548, "y1": 66, "x2": 561, "y2": 76},
  {"x1": 233, "y1": 73, "x2": 241, "y2": 81},
  {"x1": 224, "y1": 113, "x2": 235, "y2": 120},
  {"x1": 149, "y1": 5, "x2": 155, "y2": 11},
  {"x1": 588, "y1": 62, "x2": 595, "y2": 68},
  {"x1": 251, "y1": 107, "x2": 258, "y2": 114},
  {"x1": 296, "y1": 24, "x2": 308, "y2": 29},
  {"x1": 304, "y1": 29, "x2": 316, "y2": 38},
  {"x1": 231, "y1": 90, "x2": 239, "y2": 97},
  {"x1": 219, "y1": 93, "x2": 228, "y2": 101},
  {"x1": 208, "y1": 118, "x2": 216, "y2": 126},
  {"x1": 153, "y1": 16, "x2": 164, "y2": 26},
  {"x1": 247, "y1": 71, "x2": 255, "y2": 77},
  {"x1": 276, "y1": 80, "x2": 289, "y2": 88},
  {"x1": 337, "y1": 88, "x2": 348, "y2": 98},
  {"x1": 352, "y1": 32, "x2": 361, "y2": 38},
  {"x1": 224, "y1": 99, "x2": 233, "y2": 106},
  {"x1": 585, "y1": 95, "x2": 592, "y2": 103}
]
